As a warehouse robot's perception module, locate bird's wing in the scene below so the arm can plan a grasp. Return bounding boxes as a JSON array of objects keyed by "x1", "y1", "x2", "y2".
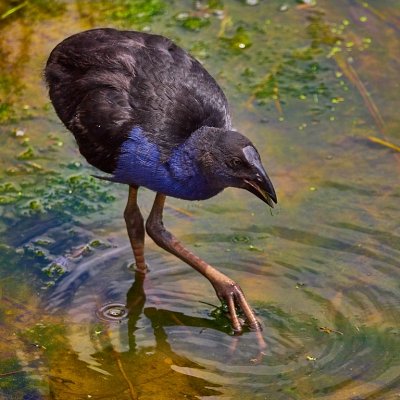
[{"x1": 45, "y1": 28, "x2": 231, "y2": 172}]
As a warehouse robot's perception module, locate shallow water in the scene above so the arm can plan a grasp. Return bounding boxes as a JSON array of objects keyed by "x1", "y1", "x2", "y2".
[{"x1": 0, "y1": 0, "x2": 399, "y2": 399}]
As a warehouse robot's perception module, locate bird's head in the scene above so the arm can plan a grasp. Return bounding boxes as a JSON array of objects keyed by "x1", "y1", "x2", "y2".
[{"x1": 197, "y1": 128, "x2": 277, "y2": 207}]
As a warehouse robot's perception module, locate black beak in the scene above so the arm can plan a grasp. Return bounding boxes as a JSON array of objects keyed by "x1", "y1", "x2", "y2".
[
  {"x1": 241, "y1": 145, "x2": 277, "y2": 208},
  {"x1": 244, "y1": 169, "x2": 277, "y2": 208}
]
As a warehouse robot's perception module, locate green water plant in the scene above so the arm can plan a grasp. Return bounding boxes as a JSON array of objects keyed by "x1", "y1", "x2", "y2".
[
  {"x1": 175, "y1": 13, "x2": 211, "y2": 31},
  {"x1": 105, "y1": 0, "x2": 165, "y2": 27}
]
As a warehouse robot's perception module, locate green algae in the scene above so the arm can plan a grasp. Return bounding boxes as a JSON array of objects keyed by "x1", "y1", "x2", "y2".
[
  {"x1": 207, "y1": 0, "x2": 224, "y2": 9},
  {"x1": 105, "y1": 0, "x2": 165, "y2": 27},
  {"x1": 175, "y1": 13, "x2": 211, "y2": 31},
  {"x1": 16, "y1": 146, "x2": 35, "y2": 160},
  {"x1": 0, "y1": 103, "x2": 14, "y2": 124},
  {"x1": 0, "y1": 174, "x2": 115, "y2": 220},
  {"x1": 0, "y1": 0, "x2": 399, "y2": 399},
  {"x1": 221, "y1": 26, "x2": 253, "y2": 50}
]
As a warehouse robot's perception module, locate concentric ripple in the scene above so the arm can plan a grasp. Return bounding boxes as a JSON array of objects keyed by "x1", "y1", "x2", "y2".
[
  {"x1": 44, "y1": 229, "x2": 400, "y2": 400},
  {"x1": 96, "y1": 302, "x2": 128, "y2": 321}
]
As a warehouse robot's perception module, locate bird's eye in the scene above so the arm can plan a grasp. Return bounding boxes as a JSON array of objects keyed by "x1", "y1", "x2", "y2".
[{"x1": 229, "y1": 157, "x2": 243, "y2": 168}]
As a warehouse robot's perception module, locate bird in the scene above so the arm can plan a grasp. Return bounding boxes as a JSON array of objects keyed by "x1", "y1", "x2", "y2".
[{"x1": 45, "y1": 28, "x2": 277, "y2": 334}]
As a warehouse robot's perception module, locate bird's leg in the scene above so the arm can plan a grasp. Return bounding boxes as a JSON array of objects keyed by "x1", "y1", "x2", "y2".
[
  {"x1": 124, "y1": 185, "x2": 147, "y2": 273},
  {"x1": 146, "y1": 193, "x2": 261, "y2": 334}
]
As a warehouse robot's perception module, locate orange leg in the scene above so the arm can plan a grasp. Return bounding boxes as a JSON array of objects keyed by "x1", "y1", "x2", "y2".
[
  {"x1": 145, "y1": 192, "x2": 261, "y2": 334},
  {"x1": 124, "y1": 185, "x2": 147, "y2": 273}
]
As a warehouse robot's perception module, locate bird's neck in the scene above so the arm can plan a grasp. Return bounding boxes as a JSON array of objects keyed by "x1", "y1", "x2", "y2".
[
  {"x1": 113, "y1": 127, "x2": 223, "y2": 200},
  {"x1": 168, "y1": 127, "x2": 224, "y2": 198}
]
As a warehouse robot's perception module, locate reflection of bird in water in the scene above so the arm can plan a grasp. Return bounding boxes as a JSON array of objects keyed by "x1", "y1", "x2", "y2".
[
  {"x1": 126, "y1": 272, "x2": 265, "y2": 366},
  {"x1": 126, "y1": 272, "x2": 228, "y2": 350},
  {"x1": 45, "y1": 28, "x2": 277, "y2": 333},
  {"x1": 45, "y1": 271, "x2": 224, "y2": 399}
]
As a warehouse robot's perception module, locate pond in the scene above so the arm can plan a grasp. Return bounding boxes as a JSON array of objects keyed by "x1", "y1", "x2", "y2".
[{"x1": 0, "y1": 0, "x2": 399, "y2": 399}]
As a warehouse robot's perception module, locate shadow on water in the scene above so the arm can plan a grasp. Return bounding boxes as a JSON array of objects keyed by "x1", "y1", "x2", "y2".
[
  {"x1": 45, "y1": 269, "x2": 224, "y2": 399},
  {"x1": 35, "y1": 240, "x2": 398, "y2": 399},
  {"x1": 0, "y1": 0, "x2": 400, "y2": 399}
]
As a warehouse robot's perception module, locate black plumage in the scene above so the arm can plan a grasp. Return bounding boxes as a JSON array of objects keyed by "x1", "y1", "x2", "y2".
[
  {"x1": 45, "y1": 28, "x2": 277, "y2": 333},
  {"x1": 45, "y1": 28, "x2": 230, "y2": 172}
]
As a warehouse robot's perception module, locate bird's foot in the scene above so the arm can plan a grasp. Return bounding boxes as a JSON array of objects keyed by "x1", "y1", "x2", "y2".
[{"x1": 211, "y1": 273, "x2": 261, "y2": 334}]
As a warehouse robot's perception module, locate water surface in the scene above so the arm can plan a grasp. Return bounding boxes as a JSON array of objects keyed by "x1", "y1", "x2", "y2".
[{"x1": 0, "y1": 0, "x2": 399, "y2": 399}]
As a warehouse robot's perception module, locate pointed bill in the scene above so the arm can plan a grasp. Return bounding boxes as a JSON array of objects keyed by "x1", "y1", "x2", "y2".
[{"x1": 243, "y1": 146, "x2": 277, "y2": 208}]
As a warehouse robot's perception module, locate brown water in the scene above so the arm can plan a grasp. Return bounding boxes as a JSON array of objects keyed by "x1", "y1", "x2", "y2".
[{"x1": 0, "y1": 0, "x2": 399, "y2": 399}]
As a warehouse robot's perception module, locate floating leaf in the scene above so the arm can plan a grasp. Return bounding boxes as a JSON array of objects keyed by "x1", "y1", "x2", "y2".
[{"x1": 319, "y1": 326, "x2": 344, "y2": 335}]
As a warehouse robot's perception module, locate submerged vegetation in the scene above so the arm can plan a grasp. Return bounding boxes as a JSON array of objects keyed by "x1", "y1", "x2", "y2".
[
  {"x1": 0, "y1": 173, "x2": 115, "y2": 219},
  {"x1": 104, "y1": 0, "x2": 166, "y2": 27},
  {"x1": 0, "y1": 0, "x2": 399, "y2": 399}
]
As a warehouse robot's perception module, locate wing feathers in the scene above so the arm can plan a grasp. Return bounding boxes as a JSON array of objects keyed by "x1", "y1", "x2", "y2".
[{"x1": 45, "y1": 28, "x2": 231, "y2": 172}]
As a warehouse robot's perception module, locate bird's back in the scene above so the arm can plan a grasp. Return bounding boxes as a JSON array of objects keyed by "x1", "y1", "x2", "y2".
[{"x1": 45, "y1": 28, "x2": 231, "y2": 173}]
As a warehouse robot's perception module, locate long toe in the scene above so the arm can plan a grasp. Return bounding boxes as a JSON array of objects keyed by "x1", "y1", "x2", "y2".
[
  {"x1": 227, "y1": 295, "x2": 243, "y2": 334},
  {"x1": 235, "y1": 291, "x2": 262, "y2": 331}
]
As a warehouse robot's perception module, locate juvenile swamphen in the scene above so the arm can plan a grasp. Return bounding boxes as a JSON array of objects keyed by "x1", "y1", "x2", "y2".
[{"x1": 45, "y1": 28, "x2": 277, "y2": 333}]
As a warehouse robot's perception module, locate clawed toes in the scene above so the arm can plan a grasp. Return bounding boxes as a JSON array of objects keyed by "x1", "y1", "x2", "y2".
[
  {"x1": 223, "y1": 288, "x2": 262, "y2": 334},
  {"x1": 212, "y1": 276, "x2": 262, "y2": 334}
]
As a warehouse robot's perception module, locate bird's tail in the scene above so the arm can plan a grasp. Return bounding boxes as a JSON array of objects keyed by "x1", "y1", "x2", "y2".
[{"x1": 91, "y1": 174, "x2": 117, "y2": 182}]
